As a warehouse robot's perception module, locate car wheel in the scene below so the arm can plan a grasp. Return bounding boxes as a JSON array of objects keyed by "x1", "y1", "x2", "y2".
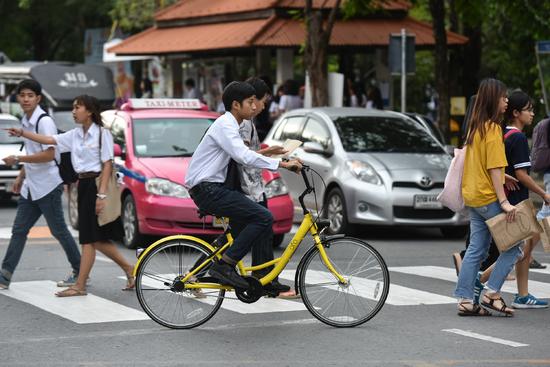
[
  {"x1": 68, "y1": 183, "x2": 79, "y2": 230},
  {"x1": 122, "y1": 194, "x2": 143, "y2": 249},
  {"x1": 324, "y1": 187, "x2": 349, "y2": 234},
  {"x1": 272, "y1": 234, "x2": 285, "y2": 248},
  {"x1": 440, "y1": 226, "x2": 468, "y2": 239}
]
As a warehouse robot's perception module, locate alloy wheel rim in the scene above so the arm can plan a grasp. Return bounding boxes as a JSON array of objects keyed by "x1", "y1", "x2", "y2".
[
  {"x1": 123, "y1": 200, "x2": 136, "y2": 242},
  {"x1": 327, "y1": 194, "x2": 343, "y2": 232}
]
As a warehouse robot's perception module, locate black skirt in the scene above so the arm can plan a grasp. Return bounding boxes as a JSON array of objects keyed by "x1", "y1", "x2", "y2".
[{"x1": 77, "y1": 177, "x2": 123, "y2": 244}]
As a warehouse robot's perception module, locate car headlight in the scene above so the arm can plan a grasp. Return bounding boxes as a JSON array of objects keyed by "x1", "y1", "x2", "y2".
[
  {"x1": 264, "y1": 177, "x2": 289, "y2": 198},
  {"x1": 145, "y1": 178, "x2": 190, "y2": 198},
  {"x1": 346, "y1": 160, "x2": 382, "y2": 185}
]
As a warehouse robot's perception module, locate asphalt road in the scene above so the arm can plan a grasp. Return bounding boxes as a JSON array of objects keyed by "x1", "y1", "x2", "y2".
[{"x1": 0, "y1": 197, "x2": 549, "y2": 367}]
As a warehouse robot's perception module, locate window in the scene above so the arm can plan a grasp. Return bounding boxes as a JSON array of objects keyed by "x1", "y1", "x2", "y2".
[
  {"x1": 278, "y1": 116, "x2": 305, "y2": 141},
  {"x1": 301, "y1": 117, "x2": 331, "y2": 149},
  {"x1": 132, "y1": 118, "x2": 213, "y2": 157}
]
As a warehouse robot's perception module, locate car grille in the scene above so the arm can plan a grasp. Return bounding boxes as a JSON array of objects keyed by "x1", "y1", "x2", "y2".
[
  {"x1": 0, "y1": 164, "x2": 21, "y2": 171},
  {"x1": 393, "y1": 182, "x2": 444, "y2": 191},
  {"x1": 393, "y1": 206, "x2": 455, "y2": 219}
]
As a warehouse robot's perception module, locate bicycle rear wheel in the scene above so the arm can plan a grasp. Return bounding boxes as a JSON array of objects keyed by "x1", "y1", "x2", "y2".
[
  {"x1": 135, "y1": 239, "x2": 224, "y2": 329},
  {"x1": 298, "y1": 237, "x2": 389, "y2": 327}
]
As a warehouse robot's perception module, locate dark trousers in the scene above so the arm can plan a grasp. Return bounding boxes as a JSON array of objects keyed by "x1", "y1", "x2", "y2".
[
  {"x1": 230, "y1": 196, "x2": 275, "y2": 277},
  {"x1": 190, "y1": 182, "x2": 273, "y2": 262}
]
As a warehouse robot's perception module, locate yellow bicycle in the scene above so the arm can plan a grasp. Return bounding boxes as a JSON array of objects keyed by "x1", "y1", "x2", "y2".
[{"x1": 133, "y1": 166, "x2": 389, "y2": 329}]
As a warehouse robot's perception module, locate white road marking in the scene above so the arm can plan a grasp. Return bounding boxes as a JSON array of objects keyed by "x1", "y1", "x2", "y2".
[
  {"x1": 390, "y1": 265, "x2": 550, "y2": 298},
  {"x1": 530, "y1": 263, "x2": 550, "y2": 275},
  {"x1": 278, "y1": 270, "x2": 456, "y2": 306},
  {"x1": 0, "y1": 281, "x2": 149, "y2": 324},
  {"x1": 442, "y1": 328, "x2": 529, "y2": 348},
  {"x1": 0, "y1": 227, "x2": 78, "y2": 239},
  {"x1": 126, "y1": 275, "x2": 308, "y2": 314}
]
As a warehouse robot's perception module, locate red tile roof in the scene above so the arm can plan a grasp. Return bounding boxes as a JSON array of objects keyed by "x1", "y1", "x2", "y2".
[
  {"x1": 110, "y1": 16, "x2": 466, "y2": 55},
  {"x1": 156, "y1": 0, "x2": 411, "y2": 21}
]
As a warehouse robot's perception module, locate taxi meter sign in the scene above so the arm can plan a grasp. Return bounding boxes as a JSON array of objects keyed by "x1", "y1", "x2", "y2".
[{"x1": 128, "y1": 98, "x2": 202, "y2": 109}]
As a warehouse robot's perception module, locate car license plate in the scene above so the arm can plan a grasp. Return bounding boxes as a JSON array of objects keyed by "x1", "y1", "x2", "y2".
[
  {"x1": 212, "y1": 217, "x2": 229, "y2": 228},
  {"x1": 413, "y1": 194, "x2": 442, "y2": 209}
]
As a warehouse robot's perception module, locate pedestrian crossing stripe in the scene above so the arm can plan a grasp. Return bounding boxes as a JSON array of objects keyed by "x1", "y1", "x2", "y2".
[
  {"x1": 2, "y1": 265, "x2": 549, "y2": 324},
  {"x1": 389, "y1": 265, "x2": 550, "y2": 298},
  {"x1": 1, "y1": 281, "x2": 149, "y2": 324}
]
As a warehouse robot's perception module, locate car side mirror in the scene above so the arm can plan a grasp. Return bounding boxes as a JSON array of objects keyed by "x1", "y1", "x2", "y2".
[
  {"x1": 303, "y1": 141, "x2": 332, "y2": 157},
  {"x1": 114, "y1": 143, "x2": 125, "y2": 159}
]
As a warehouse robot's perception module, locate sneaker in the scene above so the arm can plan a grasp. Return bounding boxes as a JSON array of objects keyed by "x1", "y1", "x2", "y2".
[
  {"x1": 0, "y1": 273, "x2": 9, "y2": 290},
  {"x1": 452, "y1": 253, "x2": 462, "y2": 276},
  {"x1": 57, "y1": 272, "x2": 90, "y2": 287},
  {"x1": 473, "y1": 272, "x2": 484, "y2": 304},
  {"x1": 208, "y1": 261, "x2": 249, "y2": 289},
  {"x1": 529, "y1": 259, "x2": 547, "y2": 269},
  {"x1": 511, "y1": 293, "x2": 549, "y2": 309}
]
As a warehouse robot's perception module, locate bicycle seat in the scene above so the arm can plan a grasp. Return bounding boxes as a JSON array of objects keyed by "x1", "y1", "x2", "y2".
[{"x1": 316, "y1": 218, "x2": 332, "y2": 229}]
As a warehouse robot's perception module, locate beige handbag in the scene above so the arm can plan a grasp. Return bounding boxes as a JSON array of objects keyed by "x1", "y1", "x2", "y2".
[
  {"x1": 96, "y1": 127, "x2": 121, "y2": 226},
  {"x1": 486, "y1": 199, "x2": 542, "y2": 252}
]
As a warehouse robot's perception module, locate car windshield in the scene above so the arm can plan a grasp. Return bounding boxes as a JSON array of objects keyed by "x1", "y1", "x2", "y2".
[
  {"x1": 0, "y1": 119, "x2": 23, "y2": 144},
  {"x1": 53, "y1": 111, "x2": 78, "y2": 132},
  {"x1": 333, "y1": 116, "x2": 445, "y2": 153},
  {"x1": 132, "y1": 118, "x2": 213, "y2": 157}
]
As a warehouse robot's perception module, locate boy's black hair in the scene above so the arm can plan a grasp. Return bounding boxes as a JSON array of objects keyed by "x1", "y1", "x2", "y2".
[
  {"x1": 185, "y1": 78, "x2": 195, "y2": 88},
  {"x1": 16, "y1": 79, "x2": 41, "y2": 96},
  {"x1": 245, "y1": 77, "x2": 270, "y2": 100},
  {"x1": 222, "y1": 81, "x2": 255, "y2": 111}
]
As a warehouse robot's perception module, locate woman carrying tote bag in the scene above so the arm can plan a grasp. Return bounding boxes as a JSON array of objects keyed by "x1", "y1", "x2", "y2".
[{"x1": 8, "y1": 95, "x2": 135, "y2": 297}]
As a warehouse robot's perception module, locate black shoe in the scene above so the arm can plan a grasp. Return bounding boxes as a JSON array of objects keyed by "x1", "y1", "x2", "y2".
[
  {"x1": 530, "y1": 258, "x2": 547, "y2": 269},
  {"x1": 263, "y1": 279, "x2": 291, "y2": 294},
  {"x1": 209, "y1": 261, "x2": 249, "y2": 289}
]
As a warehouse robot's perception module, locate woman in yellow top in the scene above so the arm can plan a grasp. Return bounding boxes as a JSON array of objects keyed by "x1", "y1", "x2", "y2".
[{"x1": 454, "y1": 79, "x2": 523, "y2": 317}]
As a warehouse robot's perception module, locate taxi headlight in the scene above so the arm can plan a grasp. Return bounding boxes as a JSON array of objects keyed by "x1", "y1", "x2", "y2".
[
  {"x1": 265, "y1": 177, "x2": 289, "y2": 198},
  {"x1": 145, "y1": 178, "x2": 190, "y2": 198}
]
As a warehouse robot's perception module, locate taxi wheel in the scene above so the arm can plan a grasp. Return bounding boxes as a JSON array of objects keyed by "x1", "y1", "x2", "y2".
[
  {"x1": 324, "y1": 187, "x2": 349, "y2": 235},
  {"x1": 68, "y1": 183, "x2": 79, "y2": 230},
  {"x1": 122, "y1": 194, "x2": 143, "y2": 249}
]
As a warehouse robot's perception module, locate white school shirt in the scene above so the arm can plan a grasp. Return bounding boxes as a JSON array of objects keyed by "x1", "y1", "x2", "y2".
[
  {"x1": 185, "y1": 112, "x2": 279, "y2": 189},
  {"x1": 20, "y1": 106, "x2": 63, "y2": 200},
  {"x1": 53, "y1": 123, "x2": 113, "y2": 173}
]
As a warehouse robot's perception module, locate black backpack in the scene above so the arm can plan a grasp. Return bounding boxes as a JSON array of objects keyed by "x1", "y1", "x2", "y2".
[{"x1": 35, "y1": 113, "x2": 78, "y2": 184}]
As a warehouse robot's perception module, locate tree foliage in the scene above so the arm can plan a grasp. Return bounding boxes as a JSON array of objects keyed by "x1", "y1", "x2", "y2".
[{"x1": 109, "y1": 0, "x2": 178, "y2": 32}]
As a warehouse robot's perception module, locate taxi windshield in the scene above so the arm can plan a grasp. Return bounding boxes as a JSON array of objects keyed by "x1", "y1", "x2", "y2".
[{"x1": 132, "y1": 118, "x2": 213, "y2": 157}]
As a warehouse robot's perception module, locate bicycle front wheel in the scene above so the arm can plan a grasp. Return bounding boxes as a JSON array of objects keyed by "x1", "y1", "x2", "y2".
[
  {"x1": 299, "y1": 237, "x2": 389, "y2": 327},
  {"x1": 135, "y1": 239, "x2": 224, "y2": 329}
]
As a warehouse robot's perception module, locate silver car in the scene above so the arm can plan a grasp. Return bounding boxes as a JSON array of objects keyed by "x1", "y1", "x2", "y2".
[{"x1": 264, "y1": 108, "x2": 469, "y2": 238}]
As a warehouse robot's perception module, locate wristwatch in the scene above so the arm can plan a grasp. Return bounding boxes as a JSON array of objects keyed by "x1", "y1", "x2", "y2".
[{"x1": 96, "y1": 193, "x2": 107, "y2": 200}]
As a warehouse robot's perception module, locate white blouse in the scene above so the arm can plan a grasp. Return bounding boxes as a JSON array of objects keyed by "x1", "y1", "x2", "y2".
[{"x1": 53, "y1": 123, "x2": 114, "y2": 173}]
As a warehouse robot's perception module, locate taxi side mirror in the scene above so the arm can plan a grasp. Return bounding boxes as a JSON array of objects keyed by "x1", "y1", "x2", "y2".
[{"x1": 114, "y1": 143, "x2": 125, "y2": 159}]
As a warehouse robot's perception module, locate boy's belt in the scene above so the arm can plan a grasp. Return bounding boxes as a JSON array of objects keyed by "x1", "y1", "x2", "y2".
[{"x1": 78, "y1": 172, "x2": 100, "y2": 179}]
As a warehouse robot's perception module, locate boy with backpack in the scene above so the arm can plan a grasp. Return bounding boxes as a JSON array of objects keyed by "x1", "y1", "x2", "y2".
[{"x1": 0, "y1": 79, "x2": 81, "y2": 289}]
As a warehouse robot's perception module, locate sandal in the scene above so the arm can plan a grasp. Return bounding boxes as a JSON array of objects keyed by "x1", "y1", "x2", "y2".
[
  {"x1": 457, "y1": 301, "x2": 491, "y2": 316},
  {"x1": 56, "y1": 287, "x2": 87, "y2": 297},
  {"x1": 123, "y1": 274, "x2": 135, "y2": 291},
  {"x1": 481, "y1": 295, "x2": 514, "y2": 316}
]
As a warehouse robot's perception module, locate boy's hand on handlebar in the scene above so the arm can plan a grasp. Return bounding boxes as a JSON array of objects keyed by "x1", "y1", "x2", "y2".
[{"x1": 280, "y1": 158, "x2": 303, "y2": 173}]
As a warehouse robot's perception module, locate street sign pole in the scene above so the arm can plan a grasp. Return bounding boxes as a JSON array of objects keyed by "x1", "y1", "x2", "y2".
[{"x1": 401, "y1": 28, "x2": 406, "y2": 113}]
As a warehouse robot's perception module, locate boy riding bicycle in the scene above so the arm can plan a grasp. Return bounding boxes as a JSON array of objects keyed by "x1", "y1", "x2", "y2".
[{"x1": 185, "y1": 81, "x2": 301, "y2": 289}]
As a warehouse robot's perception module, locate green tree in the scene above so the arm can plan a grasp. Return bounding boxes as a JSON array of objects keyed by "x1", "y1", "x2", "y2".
[
  {"x1": 109, "y1": 0, "x2": 178, "y2": 32},
  {"x1": 0, "y1": 0, "x2": 112, "y2": 61}
]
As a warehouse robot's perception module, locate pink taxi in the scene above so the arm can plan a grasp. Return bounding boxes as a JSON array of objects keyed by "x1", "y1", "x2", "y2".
[{"x1": 80, "y1": 99, "x2": 294, "y2": 249}]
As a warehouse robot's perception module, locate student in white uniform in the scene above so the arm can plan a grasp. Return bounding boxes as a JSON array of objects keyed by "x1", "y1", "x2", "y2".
[{"x1": 8, "y1": 95, "x2": 135, "y2": 297}]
